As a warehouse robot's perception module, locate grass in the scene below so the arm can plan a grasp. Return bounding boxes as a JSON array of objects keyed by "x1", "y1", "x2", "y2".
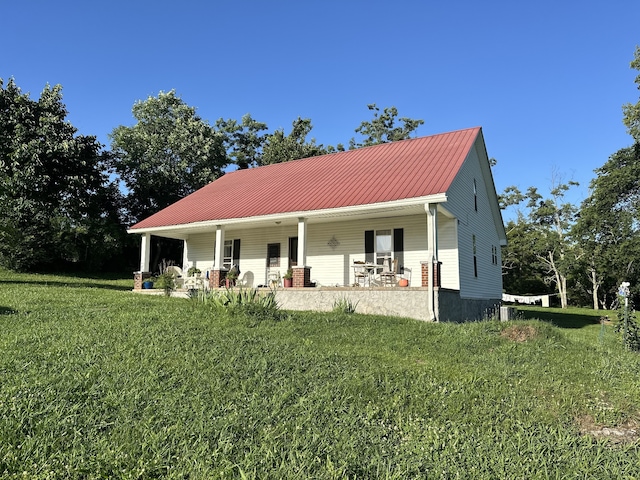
[{"x1": 0, "y1": 270, "x2": 639, "y2": 478}]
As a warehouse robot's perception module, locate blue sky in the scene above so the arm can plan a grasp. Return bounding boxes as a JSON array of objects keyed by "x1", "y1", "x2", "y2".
[{"x1": 4, "y1": 1, "x2": 639, "y2": 215}]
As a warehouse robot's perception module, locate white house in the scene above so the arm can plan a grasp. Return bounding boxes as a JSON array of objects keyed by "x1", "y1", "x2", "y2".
[{"x1": 128, "y1": 127, "x2": 506, "y2": 321}]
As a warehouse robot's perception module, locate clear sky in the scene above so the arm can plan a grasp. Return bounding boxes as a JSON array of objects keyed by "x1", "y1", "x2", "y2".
[{"x1": 4, "y1": 0, "x2": 639, "y2": 214}]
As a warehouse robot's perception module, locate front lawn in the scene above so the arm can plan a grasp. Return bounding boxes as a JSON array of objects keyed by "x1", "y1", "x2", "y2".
[{"x1": 1, "y1": 271, "x2": 639, "y2": 478}]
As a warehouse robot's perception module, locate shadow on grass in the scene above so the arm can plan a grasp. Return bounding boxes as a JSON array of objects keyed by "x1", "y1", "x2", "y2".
[
  {"x1": 519, "y1": 309, "x2": 604, "y2": 329},
  {"x1": 0, "y1": 306, "x2": 19, "y2": 315},
  {"x1": 0, "y1": 278, "x2": 132, "y2": 292}
]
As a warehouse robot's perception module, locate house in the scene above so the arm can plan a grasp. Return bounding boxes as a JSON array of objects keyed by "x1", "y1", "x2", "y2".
[{"x1": 128, "y1": 127, "x2": 507, "y2": 321}]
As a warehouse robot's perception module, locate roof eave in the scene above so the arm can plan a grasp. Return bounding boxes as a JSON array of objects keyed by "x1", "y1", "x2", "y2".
[{"x1": 127, "y1": 193, "x2": 449, "y2": 235}]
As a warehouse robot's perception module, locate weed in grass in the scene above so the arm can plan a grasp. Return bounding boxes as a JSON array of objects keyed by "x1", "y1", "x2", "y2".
[{"x1": 332, "y1": 296, "x2": 358, "y2": 314}]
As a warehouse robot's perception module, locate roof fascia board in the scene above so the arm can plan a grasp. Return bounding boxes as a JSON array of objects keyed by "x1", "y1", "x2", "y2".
[{"x1": 127, "y1": 193, "x2": 448, "y2": 235}]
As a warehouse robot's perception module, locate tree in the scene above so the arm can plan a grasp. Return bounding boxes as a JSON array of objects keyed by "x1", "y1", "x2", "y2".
[
  {"x1": 622, "y1": 46, "x2": 640, "y2": 143},
  {"x1": 349, "y1": 104, "x2": 424, "y2": 149},
  {"x1": 0, "y1": 78, "x2": 123, "y2": 271},
  {"x1": 573, "y1": 144, "x2": 640, "y2": 309},
  {"x1": 261, "y1": 117, "x2": 328, "y2": 165},
  {"x1": 110, "y1": 90, "x2": 227, "y2": 224},
  {"x1": 500, "y1": 178, "x2": 579, "y2": 308},
  {"x1": 216, "y1": 114, "x2": 268, "y2": 169}
]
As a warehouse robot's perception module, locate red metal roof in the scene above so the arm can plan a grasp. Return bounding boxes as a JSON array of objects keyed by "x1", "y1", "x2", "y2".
[{"x1": 130, "y1": 127, "x2": 482, "y2": 230}]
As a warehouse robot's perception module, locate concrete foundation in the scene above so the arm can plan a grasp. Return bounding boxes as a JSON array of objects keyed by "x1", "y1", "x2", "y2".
[{"x1": 435, "y1": 288, "x2": 501, "y2": 322}]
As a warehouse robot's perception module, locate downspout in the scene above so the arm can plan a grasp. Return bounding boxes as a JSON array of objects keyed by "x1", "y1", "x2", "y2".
[{"x1": 426, "y1": 203, "x2": 439, "y2": 321}]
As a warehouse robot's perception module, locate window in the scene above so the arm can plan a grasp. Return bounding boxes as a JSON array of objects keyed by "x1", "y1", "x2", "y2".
[
  {"x1": 288, "y1": 237, "x2": 298, "y2": 268},
  {"x1": 491, "y1": 245, "x2": 498, "y2": 265},
  {"x1": 223, "y1": 239, "x2": 233, "y2": 270},
  {"x1": 267, "y1": 243, "x2": 281, "y2": 267},
  {"x1": 472, "y1": 235, "x2": 478, "y2": 277},
  {"x1": 221, "y1": 239, "x2": 241, "y2": 270},
  {"x1": 375, "y1": 230, "x2": 392, "y2": 270},
  {"x1": 364, "y1": 229, "x2": 404, "y2": 274},
  {"x1": 473, "y1": 178, "x2": 478, "y2": 212}
]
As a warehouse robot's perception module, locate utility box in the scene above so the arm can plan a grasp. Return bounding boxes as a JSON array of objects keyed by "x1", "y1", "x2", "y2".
[{"x1": 500, "y1": 306, "x2": 517, "y2": 321}]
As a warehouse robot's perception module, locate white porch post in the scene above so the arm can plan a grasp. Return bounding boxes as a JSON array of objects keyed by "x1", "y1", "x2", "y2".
[
  {"x1": 214, "y1": 225, "x2": 225, "y2": 269},
  {"x1": 140, "y1": 233, "x2": 151, "y2": 272},
  {"x1": 427, "y1": 203, "x2": 439, "y2": 262},
  {"x1": 182, "y1": 236, "x2": 189, "y2": 270},
  {"x1": 297, "y1": 217, "x2": 307, "y2": 267}
]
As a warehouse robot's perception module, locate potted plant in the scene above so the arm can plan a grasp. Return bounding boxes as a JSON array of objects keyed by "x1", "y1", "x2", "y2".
[
  {"x1": 225, "y1": 266, "x2": 239, "y2": 288},
  {"x1": 283, "y1": 268, "x2": 293, "y2": 288},
  {"x1": 142, "y1": 277, "x2": 155, "y2": 289},
  {"x1": 187, "y1": 266, "x2": 201, "y2": 277}
]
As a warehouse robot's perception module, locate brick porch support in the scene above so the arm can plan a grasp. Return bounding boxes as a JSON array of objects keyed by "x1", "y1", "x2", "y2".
[
  {"x1": 420, "y1": 261, "x2": 441, "y2": 288},
  {"x1": 433, "y1": 261, "x2": 442, "y2": 288},
  {"x1": 133, "y1": 271, "x2": 152, "y2": 290},
  {"x1": 209, "y1": 269, "x2": 227, "y2": 289},
  {"x1": 293, "y1": 266, "x2": 311, "y2": 287}
]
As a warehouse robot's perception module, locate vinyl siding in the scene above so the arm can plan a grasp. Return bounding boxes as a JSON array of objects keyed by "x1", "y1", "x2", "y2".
[
  {"x1": 445, "y1": 141, "x2": 503, "y2": 299},
  {"x1": 183, "y1": 215, "x2": 433, "y2": 287}
]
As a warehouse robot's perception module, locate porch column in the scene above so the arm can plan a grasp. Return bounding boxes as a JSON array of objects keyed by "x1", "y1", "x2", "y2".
[
  {"x1": 297, "y1": 217, "x2": 307, "y2": 266},
  {"x1": 182, "y1": 236, "x2": 189, "y2": 270},
  {"x1": 133, "y1": 233, "x2": 152, "y2": 290},
  {"x1": 211, "y1": 225, "x2": 225, "y2": 288},
  {"x1": 294, "y1": 217, "x2": 311, "y2": 287},
  {"x1": 140, "y1": 233, "x2": 151, "y2": 272}
]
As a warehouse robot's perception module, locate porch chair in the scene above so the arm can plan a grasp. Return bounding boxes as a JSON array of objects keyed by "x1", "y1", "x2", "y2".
[
  {"x1": 266, "y1": 269, "x2": 281, "y2": 288},
  {"x1": 379, "y1": 258, "x2": 398, "y2": 286},
  {"x1": 352, "y1": 262, "x2": 370, "y2": 287},
  {"x1": 165, "y1": 265, "x2": 185, "y2": 289}
]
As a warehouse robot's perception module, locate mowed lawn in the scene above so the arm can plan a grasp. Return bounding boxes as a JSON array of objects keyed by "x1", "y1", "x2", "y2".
[{"x1": 1, "y1": 271, "x2": 639, "y2": 479}]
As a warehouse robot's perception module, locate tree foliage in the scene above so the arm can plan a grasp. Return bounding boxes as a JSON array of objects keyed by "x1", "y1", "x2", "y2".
[
  {"x1": 573, "y1": 144, "x2": 640, "y2": 308},
  {"x1": 0, "y1": 78, "x2": 123, "y2": 271},
  {"x1": 349, "y1": 104, "x2": 424, "y2": 149},
  {"x1": 261, "y1": 117, "x2": 328, "y2": 165},
  {"x1": 622, "y1": 46, "x2": 640, "y2": 143},
  {"x1": 215, "y1": 114, "x2": 268, "y2": 169},
  {"x1": 110, "y1": 90, "x2": 227, "y2": 224},
  {"x1": 500, "y1": 179, "x2": 579, "y2": 308}
]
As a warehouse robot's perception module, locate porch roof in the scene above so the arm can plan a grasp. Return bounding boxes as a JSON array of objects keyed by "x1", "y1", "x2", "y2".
[{"x1": 129, "y1": 127, "x2": 481, "y2": 232}]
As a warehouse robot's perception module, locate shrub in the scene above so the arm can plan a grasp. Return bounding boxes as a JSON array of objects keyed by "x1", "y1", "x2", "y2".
[{"x1": 195, "y1": 287, "x2": 282, "y2": 322}]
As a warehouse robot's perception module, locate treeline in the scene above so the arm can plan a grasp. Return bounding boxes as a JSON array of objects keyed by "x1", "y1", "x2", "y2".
[
  {"x1": 0, "y1": 79, "x2": 423, "y2": 273},
  {"x1": 501, "y1": 47, "x2": 640, "y2": 309}
]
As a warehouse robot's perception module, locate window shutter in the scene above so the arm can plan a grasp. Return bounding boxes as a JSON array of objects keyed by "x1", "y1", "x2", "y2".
[
  {"x1": 364, "y1": 230, "x2": 374, "y2": 264},
  {"x1": 233, "y1": 239, "x2": 241, "y2": 266},
  {"x1": 393, "y1": 228, "x2": 404, "y2": 273}
]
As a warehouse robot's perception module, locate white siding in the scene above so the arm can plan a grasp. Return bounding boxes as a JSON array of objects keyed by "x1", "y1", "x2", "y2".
[
  {"x1": 437, "y1": 214, "x2": 460, "y2": 290},
  {"x1": 185, "y1": 233, "x2": 215, "y2": 271},
  {"x1": 183, "y1": 215, "x2": 432, "y2": 288},
  {"x1": 305, "y1": 215, "x2": 427, "y2": 287},
  {"x1": 445, "y1": 141, "x2": 503, "y2": 299}
]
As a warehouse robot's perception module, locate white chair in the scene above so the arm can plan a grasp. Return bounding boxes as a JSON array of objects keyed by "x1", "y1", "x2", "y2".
[
  {"x1": 352, "y1": 262, "x2": 370, "y2": 287},
  {"x1": 165, "y1": 265, "x2": 185, "y2": 288},
  {"x1": 266, "y1": 269, "x2": 281, "y2": 288},
  {"x1": 379, "y1": 258, "x2": 398, "y2": 286}
]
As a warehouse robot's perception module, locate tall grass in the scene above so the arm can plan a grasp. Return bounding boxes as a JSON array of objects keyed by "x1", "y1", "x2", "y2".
[{"x1": 0, "y1": 270, "x2": 639, "y2": 478}]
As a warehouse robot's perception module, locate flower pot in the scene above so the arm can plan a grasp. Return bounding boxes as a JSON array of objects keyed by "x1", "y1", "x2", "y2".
[
  {"x1": 142, "y1": 280, "x2": 154, "y2": 289},
  {"x1": 398, "y1": 278, "x2": 409, "y2": 287},
  {"x1": 283, "y1": 277, "x2": 293, "y2": 288}
]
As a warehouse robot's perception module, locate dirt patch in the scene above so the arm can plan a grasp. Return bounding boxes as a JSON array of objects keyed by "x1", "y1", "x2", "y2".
[
  {"x1": 577, "y1": 415, "x2": 639, "y2": 445},
  {"x1": 500, "y1": 325, "x2": 538, "y2": 342}
]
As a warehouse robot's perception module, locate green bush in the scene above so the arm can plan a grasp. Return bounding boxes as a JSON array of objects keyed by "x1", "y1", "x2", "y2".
[{"x1": 195, "y1": 287, "x2": 282, "y2": 322}]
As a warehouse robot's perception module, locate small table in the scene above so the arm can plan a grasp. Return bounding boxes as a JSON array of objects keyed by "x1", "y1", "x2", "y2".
[{"x1": 353, "y1": 263, "x2": 376, "y2": 287}]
